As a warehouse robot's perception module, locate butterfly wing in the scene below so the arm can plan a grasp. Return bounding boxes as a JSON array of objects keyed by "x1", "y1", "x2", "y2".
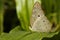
[
  {"x1": 30, "y1": 2, "x2": 44, "y2": 27},
  {"x1": 30, "y1": 2, "x2": 52, "y2": 32}
]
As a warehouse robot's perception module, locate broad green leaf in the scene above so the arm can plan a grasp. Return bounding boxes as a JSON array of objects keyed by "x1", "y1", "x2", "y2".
[
  {"x1": 0, "y1": 0, "x2": 4, "y2": 35},
  {"x1": 9, "y1": 26, "x2": 21, "y2": 34},
  {"x1": 0, "y1": 26, "x2": 59, "y2": 40},
  {"x1": 20, "y1": 32, "x2": 59, "y2": 40},
  {"x1": 43, "y1": 32, "x2": 60, "y2": 40},
  {"x1": 0, "y1": 33, "x2": 9, "y2": 40},
  {"x1": 9, "y1": 26, "x2": 59, "y2": 40}
]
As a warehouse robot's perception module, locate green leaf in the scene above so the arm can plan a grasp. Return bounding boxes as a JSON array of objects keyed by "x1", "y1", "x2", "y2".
[
  {"x1": 0, "y1": 33, "x2": 9, "y2": 40},
  {"x1": 9, "y1": 26, "x2": 59, "y2": 40},
  {"x1": 9, "y1": 26, "x2": 21, "y2": 34},
  {"x1": 0, "y1": 26, "x2": 59, "y2": 40},
  {"x1": 0, "y1": 0, "x2": 4, "y2": 35},
  {"x1": 43, "y1": 32, "x2": 60, "y2": 40}
]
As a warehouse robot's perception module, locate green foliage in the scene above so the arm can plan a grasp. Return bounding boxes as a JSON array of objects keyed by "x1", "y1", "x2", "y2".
[
  {"x1": 0, "y1": 0, "x2": 4, "y2": 35},
  {"x1": 41, "y1": 0, "x2": 60, "y2": 32},
  {"x1": 0, "y1": 26, "x2": 59, "y2": 40},
  {"x1": 0, "y1": 0, "x2": 60, "y2": 40}
]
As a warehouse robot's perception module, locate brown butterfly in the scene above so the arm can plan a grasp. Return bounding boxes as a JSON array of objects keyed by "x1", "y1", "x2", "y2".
[{"x1": 30, "y1": 2, "x2": 52, "y2": 32}]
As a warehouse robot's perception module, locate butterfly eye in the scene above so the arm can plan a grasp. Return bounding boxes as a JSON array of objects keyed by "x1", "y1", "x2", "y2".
[{"x1": 38, "y1": 15, "x2": 40, "y2": 17}]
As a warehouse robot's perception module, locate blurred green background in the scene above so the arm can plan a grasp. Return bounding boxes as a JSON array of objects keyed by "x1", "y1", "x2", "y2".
[
  {"x1": 0, "y1": 0, "x2": 60, "y2": 40},
  {"x1": 3, "y1": 0, "x2": 20, "y2": 32}
]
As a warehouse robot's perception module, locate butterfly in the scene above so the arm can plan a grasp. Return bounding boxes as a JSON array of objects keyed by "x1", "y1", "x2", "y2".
[{"x1": 30, "y1": 2, "x2": 52, "y2": 32}]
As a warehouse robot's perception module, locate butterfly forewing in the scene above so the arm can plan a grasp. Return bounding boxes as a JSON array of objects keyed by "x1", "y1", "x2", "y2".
[{"x1": 30, "y1": 2, "x2": 44, "y2": 26}]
